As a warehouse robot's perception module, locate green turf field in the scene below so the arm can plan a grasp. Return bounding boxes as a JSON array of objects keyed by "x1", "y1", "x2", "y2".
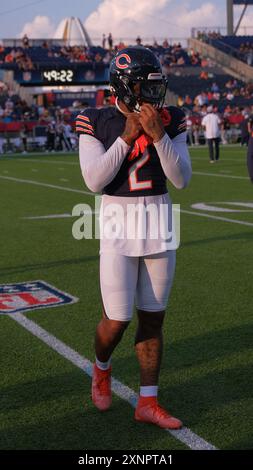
[{"x1": 0, "y1": 146, "x2": 252, "y2": 450}]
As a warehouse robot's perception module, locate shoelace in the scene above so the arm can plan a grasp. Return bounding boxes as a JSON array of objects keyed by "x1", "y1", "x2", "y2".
[
  {"x1": 142, "y1": 402, "x2": 172, "y2": 421},
  {"x1": 154, "y1": 404, "x2": 172, "y2": 420}
]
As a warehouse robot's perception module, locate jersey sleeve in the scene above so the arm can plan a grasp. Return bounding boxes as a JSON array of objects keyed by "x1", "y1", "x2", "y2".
[
  {"x1": 75, "y1": 108, "x2": 98, "y2": 137},
  {"x1": 165, "y1": 106, "x2": 187, "y2": 140}
]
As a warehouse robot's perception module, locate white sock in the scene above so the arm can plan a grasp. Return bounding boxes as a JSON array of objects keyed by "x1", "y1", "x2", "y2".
[
  {"x1": 140, "y1": 386, "x2": 158, "y2": 397},
  {"x1": 95, "y1": 357, "x2": 111, "y2": 371}
]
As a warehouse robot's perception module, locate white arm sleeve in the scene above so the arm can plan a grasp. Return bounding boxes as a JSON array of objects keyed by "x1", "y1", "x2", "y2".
[
  {"x1": 154, "y1": 132, "x2": 192, "y2": 189},
  {"x1": 79, "y1": 134, "x2": 130, "y2": 193}
]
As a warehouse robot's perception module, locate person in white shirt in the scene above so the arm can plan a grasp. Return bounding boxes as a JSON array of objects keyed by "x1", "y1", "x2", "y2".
[
  {"x1": 201, "y1": 106, "x2": 221, "y2": 163},
  {"x1": 63, "y1": 123, "x2": 72, "y2": 150}
]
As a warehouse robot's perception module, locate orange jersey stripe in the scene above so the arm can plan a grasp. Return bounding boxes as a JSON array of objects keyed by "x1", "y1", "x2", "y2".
[
  {"x1": 77, "y1": 115, "x2": 90, "y2": 122},
  {"x1": 76, "y1": 127, "x2": 94, "y2": 135},
  {"x1": 76, "y1": 121, "x2": 94, "y2": 130}
]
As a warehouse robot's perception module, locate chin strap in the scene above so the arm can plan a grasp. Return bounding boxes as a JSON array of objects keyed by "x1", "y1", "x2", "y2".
[{"x1": 115, "y1": 97, "x2": 131, "y2": 116}]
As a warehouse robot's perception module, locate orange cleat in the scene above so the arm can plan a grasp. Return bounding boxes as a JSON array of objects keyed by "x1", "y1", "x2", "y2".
[
  {"x1": 135, "y1": 397, "x2": 182, "y2": 430},
  {"x1": 92, "y1": 364, "x2": 112, "y2": 411}
]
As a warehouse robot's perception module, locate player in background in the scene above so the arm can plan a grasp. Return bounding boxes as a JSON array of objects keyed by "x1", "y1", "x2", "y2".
[
  {"x1": 201, "y1": 106, "x2": 221, "y2": 163},
  {"x1": 247, "y1": 115, "x2": 253, "y2": 182},
  {"x1": 77, "y1": 46, "x2": 192, "y2": 430}
]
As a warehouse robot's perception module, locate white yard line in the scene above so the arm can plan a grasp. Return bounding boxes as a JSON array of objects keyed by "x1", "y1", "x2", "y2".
[
  {"x1": 0, "y1": 175, "x2": 92, "y2": 196},
  {"x1": 8, "y1": 311, "x2": 217, "y2": 451},
  {"x1": 192, "y1": 171, "x2": 248, "y2": 180},
  {"x1": 22, "y1": 213, "x2": 72, "y2": 220},
  {"x1": 21, "y1": 159, "x2": 78, "y2": 165},
  {"x1": 190, "y1": 157, "x2": 244, "y2": 162},
  {"x1": 189, "y1": 144, "x2": 242, "y2": 149},
  {"x1": 1, "y1": 152, "x2": 77, "y2": 158},
  {"x1": 22, "y1": 211, "x2": 99, "y2": 220},
  {"x1": 3, "y1": 155, "x2": 79, "y2": 166},
  {"x1": 181, "y1": 209, "x2": 253, "y2": 227}
]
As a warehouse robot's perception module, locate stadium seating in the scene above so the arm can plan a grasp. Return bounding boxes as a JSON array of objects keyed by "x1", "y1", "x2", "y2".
[
  {"x1": 0, "y1": 44, "x2": 200, "y2": 70},
  {"x1": 204, "y1": 35, "x2": 253, "y2": 65},
  {"x1": 166, "y1": 72, "x2": 253, "y2": 109}
]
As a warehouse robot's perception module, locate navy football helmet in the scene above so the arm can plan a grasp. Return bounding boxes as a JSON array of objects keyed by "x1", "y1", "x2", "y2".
[{"x1": 109, "y1": 46, "x2": 167, "y2": 112}]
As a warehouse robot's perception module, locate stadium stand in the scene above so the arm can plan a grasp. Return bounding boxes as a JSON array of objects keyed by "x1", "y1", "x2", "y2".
[
  {"x1": 200, "y1": 34, "x2": 253, "y2": 66},
  {"x1": 0, "y1": 43, "x2": 201, "y2": 71},
  {"x1": 1, "y1": 37, "x2": 253, "y2": 152}
]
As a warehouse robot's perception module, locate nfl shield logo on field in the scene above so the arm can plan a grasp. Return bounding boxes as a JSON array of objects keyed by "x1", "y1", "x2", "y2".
[{"x1": 0, "y1": 281, "x2": 78, "y2": 315}]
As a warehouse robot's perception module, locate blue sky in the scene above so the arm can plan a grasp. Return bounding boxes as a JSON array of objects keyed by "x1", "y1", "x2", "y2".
[
  {"x1": 0, "y1": 0, "x2": 101, "y2": 37},
  {"x1": 0, "y1": 0, "x2": 252, "y2": 40}
]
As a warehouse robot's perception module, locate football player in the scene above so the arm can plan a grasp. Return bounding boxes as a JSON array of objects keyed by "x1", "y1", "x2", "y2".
[
  {"x1": 247, "y1": 116, "x2": 253, "y2": 182},
  {"x1": 77, "y1": 46, "x2": 192, "y2": 429}
]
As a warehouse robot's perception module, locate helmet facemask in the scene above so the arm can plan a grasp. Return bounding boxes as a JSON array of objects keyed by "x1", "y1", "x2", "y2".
[
  {"x1": 137, "y1": 76, "x2": 168, "y2": 110},
  {"x1": 111, "y1": 72, "x2": 167, "y2": 113}
]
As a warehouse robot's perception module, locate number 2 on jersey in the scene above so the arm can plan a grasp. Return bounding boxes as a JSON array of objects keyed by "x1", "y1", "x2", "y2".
[{"x1": 128, "y1": 150, "x2": 153, "y2": 191}]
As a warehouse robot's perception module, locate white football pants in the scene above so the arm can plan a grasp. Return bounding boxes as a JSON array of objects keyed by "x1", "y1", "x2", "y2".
[{"x1": 100, "y1": 251, "x2": 176, "y2": 321}]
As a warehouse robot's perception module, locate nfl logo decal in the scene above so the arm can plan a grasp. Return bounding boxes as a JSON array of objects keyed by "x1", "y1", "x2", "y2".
[{"x1": 0, "y1": 281, "x2": 78, "y2": 315}]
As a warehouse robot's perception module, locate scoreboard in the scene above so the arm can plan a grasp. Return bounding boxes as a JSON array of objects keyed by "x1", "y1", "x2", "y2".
[{"x1": 14, "y1": 65, "x2": 109, "y2": 86}]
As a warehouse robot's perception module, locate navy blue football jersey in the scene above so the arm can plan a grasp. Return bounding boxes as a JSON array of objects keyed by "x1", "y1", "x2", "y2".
[{"x1": 76, "y1": 106, "x2": 186, "y2": 197}]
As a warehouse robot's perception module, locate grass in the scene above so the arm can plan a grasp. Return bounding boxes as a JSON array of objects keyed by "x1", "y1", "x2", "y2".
[{"x1": 0, "y1": 146, "x2": 252, "y2": 450}]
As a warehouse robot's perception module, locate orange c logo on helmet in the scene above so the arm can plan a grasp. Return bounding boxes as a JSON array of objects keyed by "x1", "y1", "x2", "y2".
[{"x1": 115, "y1": 53, "x2": 131, "y2": 69}]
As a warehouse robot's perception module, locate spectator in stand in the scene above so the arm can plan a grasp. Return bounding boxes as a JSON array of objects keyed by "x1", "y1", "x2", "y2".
[
  {"x1": 211, "y1": 82, "x2": 219, "y2": 93},
  {"x1": 103, "y1": 50, "x2": 112, "y2": 64},
  {"x1": 63, "y1": 121, "x2": 73, "y2": 150},
  {"x1": 108, "y1": 33, "x2": 113, "y2": 51},
  {"x1": 202, "y1": 105, "x2": 221, "y2": 163},
  {"x1": 57, "y1": 121, "x2": 66, "y2": 151},
  {"x1": 184, "y1": 95, "x2": 192, "y2": 106},
  {"x1": 200, "y1": 70, "x2": 208, "y2": 80},
  {"x1": 195, "y1": 91, "x2": 208, "y2": 107},
  {"x1": 4, "y1": 52, "x2": 14, "y2": 63},
  {"x1": 46, "y1": 120, "x2": 56, "y2": 152},
  {"x1": 102, "y1": 34, "x2": 106, "y2": 49},
  {"x1": 177, "y1": 96, "x2": 184, "y2": 107},
  {"x1": 193, "y1": 122, "x2": 200, "y2": 146},
  {"x1": 225, "y1": 79, "x2": 238, "y2": 90},
  {"x1": 22, "y1": 34, "x2": 30, "y2": 48},
  {"x1": 20, "y1": 122, "x2": 28, "y2": 153},
  {"x1": 247, "y1": 50, "x2": 253, "y2": 66},
  {"x1": 186, "y1": 116, "x2": 193, "y2": 146},
  {"x1": 136, "y1": 36, "x2": 142, "y2": 46},
  {"x1": 176, "y1": 56, "x2": 185, "y2": 66},
  {"x1": 226, "y1": 90, "x2": 234, "y2": 101},
  {"x1": 220, "y1": 117, "x2": 229, "y2": 145}
]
